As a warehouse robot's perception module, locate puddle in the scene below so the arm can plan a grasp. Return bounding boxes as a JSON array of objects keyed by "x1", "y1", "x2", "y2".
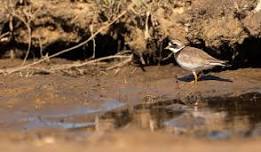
[
  {"x1": 0, "y1": 93, "x2": 261, "y2": 139},
  {"x1": 94, "y1": 92, "x2": 261, "y2": 139}
]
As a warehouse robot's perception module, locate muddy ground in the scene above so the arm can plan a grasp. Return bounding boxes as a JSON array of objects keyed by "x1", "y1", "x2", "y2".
[
  {"x1": 0, "y1": 0, "x2": 261, "y2": 151},
  {"x1": 0, "y1": 58, "x2": 260, "y2": 151}
]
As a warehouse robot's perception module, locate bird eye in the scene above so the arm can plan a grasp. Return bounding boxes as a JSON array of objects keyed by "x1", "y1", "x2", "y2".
[{"x1": 172, "y1": 44, "x2": 178, "y2": 48}]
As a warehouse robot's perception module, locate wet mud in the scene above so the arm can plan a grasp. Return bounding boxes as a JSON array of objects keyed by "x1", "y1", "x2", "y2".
[{"x1": 0, "y1": 60, "x2": 260, "y2": 138}]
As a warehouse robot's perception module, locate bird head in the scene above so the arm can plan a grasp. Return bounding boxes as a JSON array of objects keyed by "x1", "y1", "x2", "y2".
[{"x1": 165, "y1": 39, "x2": 185, "y2": 54}]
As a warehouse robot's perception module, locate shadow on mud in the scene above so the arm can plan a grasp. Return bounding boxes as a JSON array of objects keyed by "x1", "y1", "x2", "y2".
[{"x1": 177, "y1": 73, "x2": 233, "y2": 83}]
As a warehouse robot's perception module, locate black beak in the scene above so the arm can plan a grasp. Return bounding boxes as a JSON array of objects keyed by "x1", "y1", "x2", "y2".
[{"x1": 165, "y1": 45, "x2": 170, "y2": 50}]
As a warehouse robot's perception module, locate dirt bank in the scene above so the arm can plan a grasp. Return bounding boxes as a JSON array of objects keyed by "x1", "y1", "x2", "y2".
[{"x1": 0, "y1": 0, "x2": 260, "y2": 66}]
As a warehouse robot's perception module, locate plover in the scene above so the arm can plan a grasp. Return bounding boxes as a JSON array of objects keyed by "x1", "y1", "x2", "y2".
[{"x1": 165, "y1": 39, "x2": 228, "y2": 83}]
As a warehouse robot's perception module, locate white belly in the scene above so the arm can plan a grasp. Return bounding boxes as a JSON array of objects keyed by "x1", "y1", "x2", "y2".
[
  {"x1": 176, "y1": 59, "x2": 199, "y2": 71},
  {"x1": 176, "y1": 58, "x2": 213, "y2": 72}
]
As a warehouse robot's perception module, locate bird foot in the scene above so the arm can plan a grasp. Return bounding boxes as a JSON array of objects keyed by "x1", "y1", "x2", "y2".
[{"x1": 189, "y1": 80, "x2": 198, "y2": 85}]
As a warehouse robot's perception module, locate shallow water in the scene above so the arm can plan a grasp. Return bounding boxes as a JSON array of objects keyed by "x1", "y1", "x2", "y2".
[
  {"x1": 93, "y1": 92, "x2": 261, "y2": 139},
  {"x1": 1, "y1": 92, "x2": 260, "y2": 140}
]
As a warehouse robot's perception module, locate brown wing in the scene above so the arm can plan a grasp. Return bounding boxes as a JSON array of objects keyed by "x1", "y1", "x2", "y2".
[{"x1": 178, "y1": 47, "x2": 224, "y2": 65}]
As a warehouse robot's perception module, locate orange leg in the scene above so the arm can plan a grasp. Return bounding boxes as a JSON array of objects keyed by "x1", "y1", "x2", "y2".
[{"x1": 192, "y1": 71, "x2": 198, "y2": 84}]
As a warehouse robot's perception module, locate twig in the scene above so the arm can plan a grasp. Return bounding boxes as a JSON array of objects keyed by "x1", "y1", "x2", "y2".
[
  {"x1": 106, "y1": 54, "x2": 132, "y2": 70},
  {"x1": 38, "y1": 37, "x2": 44, "y2": 58},
  {"x1": 11, "y1": 12, "x2": 32, "y2": 65},
  {"x1": 41, "y1": 5, "x2": 131, "y2": 60},
  {"x1": 90, "y1": 24, "x2": 96, "y2": 58},
  {"x1": 115, "y1": 50, "x2": 132, "y2": 55},
  {"x1": 161, "y1": 52, "x2": 173, "y2": 61},
  {"x1": 0, "y1": 55, "x2": 131, "y2": 74},
  {"x1": 50, "y1": 55, "x2": 130, "y2": 71},
  {"x1": 0, "y1": 32, "x2": 10, "y2": 40},
  {"x1": 0, "y1": 3, "x2": 135, "y2": 75},
  {"x1": 144, "y1": 11, "x2": 151, "y2": 40}
]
